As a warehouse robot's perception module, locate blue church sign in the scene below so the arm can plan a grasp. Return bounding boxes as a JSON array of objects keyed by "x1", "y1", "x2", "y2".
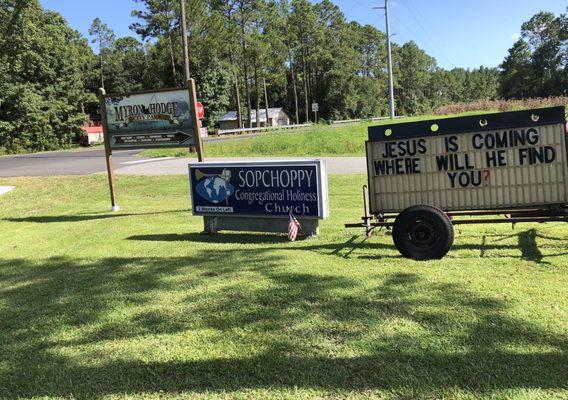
[{"x1": 189, "y1": 160, "x2": 328, "y2": 218}]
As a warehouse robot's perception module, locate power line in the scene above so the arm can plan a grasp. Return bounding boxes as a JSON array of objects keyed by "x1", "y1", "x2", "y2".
[
  {"x1": 401, "y1": 0, "x2": 457, "y2": 68},
  {"x1": 389, "y1": 9, "x2": 455, "y2": 69},
  {"x1": 341, "y1": 0, "x2": 382, "y2": 27},
  {"x1": 344, "y1": 0, "x2": 457, "y2": 68},
  {"x1": 343, "y1": 0, "x2": 407, "y2": 41}
]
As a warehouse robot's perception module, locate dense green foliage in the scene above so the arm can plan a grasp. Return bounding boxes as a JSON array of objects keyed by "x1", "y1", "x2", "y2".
[
  {"x1": 0, "y1": 0, "x2": 566, "y2": 153},
  {"x1": 0, "y1": 174, "x2": 567, "y2": 399},
  {"x1": 0, "y1": 0, "x2": 87, "y2": 152},
  {"x1": 500, "y1": 10, "x2": 568, "y2": 99}
]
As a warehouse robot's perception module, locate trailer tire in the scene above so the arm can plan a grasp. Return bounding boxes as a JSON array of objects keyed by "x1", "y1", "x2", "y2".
[{"x1": 393, "y1": 205, "x2": 454, "y2": 260}]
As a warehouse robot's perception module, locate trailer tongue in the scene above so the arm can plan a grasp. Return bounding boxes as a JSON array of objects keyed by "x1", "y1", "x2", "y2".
[{"x1": 346, "y1": 106, "x2": 568, "y2": 260}]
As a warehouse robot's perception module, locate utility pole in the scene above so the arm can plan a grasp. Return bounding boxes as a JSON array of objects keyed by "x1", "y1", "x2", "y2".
[
  {"x1": 375, "y1": 0, "x2": 395, "y2": 119},
  {"x1": 180, "y1": 0, "x2": 204, "y2": 161},
  {"x1": 180, "y1": 0, "x2": 191, "y2": 81}
]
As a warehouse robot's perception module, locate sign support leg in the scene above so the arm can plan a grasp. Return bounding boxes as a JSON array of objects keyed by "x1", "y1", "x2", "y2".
[
  {"x1": 105, "y1": 147, "x2": 119, "y2": 212},
  {"x1": 363, "y1": 185, "x2": 372, "y2": 237},
  {"x1": 188, "y1": 78, "x2": 204, "y2": 162},
  {"x1": 98, "y1": 87, "x2": 119, "y2": 211}
]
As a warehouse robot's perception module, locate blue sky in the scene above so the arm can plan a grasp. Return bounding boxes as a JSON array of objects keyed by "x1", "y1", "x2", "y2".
[{"x1": 40, "y1": 0, "x2": 567, "y2": 70}]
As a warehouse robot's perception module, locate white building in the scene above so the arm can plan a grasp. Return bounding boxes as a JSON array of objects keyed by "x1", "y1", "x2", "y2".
[{"x1": 218, "y1": 108, "x2": 291, "y2": 130}]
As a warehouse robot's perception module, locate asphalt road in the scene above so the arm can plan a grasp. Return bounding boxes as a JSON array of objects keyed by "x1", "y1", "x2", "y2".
[
  {"x1": 0, "y1": 148, "x2": 142, "y2": 177},
  {"x1": 0, "y1": 147, "x2": 367, "y2": 177}
]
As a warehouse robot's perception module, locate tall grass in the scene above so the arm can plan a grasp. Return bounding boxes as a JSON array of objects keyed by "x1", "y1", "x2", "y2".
[{"x1": 434, "y1": 97, "x2": 568, "y2": 116}]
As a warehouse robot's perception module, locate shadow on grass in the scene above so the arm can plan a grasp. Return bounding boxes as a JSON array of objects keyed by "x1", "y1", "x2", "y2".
[
  {"x1": 0, "y1": 249, "x2": 566, "y2": 398},
  {"x1": 4, "y1": 209, "x2": 187, "y2": 223},
  {"x1": 518, "y1": 228, "x2": 547, "y2": 264},
  {"x1": 127, "y1": 232, "x2": 287, "y2": 244},
  {"x1": 297, "y1": 229, "x2": 568, "y2": 263}
]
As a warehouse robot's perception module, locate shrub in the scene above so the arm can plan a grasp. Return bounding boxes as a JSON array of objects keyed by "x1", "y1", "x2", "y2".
[{"x1": 434, "y1": 97, "x2": 568, "y2": 116}]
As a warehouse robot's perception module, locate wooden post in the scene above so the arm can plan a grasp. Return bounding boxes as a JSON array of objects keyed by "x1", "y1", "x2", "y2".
[
  {"x1": 188, "y1": 78, "x2": 204, "y2": 162},
  {"x1": 363, "y1": 185, "x2": 372, "y2": 237},
  {"x1": 180, "y1": 0, "x2": 197, "y2": 155},
  {"x1": 263, "y1": 77, "x2": 269, "y2": 128},
  {"x1": 97, "y1": 88, "x2": 119, "y2": 211}
]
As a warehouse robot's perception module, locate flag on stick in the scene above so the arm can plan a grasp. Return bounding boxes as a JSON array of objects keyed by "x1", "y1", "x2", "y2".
[{"x1": 288, "y1": 211, "x2": 301, "y2": 241}]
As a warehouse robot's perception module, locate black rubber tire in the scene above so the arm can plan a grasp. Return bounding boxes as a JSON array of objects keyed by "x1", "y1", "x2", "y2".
[{"x1": 392, "y1": 205, "x2": 454, "y2": 260}]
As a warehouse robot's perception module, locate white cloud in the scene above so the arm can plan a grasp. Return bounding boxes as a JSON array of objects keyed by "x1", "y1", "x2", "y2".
[{"x1": 512, "y1": 32, "x2": 521, "y2": 40}]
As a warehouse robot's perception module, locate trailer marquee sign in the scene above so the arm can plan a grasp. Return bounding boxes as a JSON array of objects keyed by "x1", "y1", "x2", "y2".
[{"x1": 366, "y1": 107, "x2": 568, "y2": 212}]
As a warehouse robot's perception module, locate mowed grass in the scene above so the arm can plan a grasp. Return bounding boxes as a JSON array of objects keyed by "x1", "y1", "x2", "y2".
[
  {"x1": 143, "y1": 123, "x2": 372, "y2": 158},
  {"x1": 141, "y1": 112, "x2": 508, "y2": 159},
  {"x1": 0, "y1": 174, "x2": 567, "y2": 399}
]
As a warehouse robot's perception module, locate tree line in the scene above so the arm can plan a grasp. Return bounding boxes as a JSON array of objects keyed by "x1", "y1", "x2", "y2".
[{"x1": 0, "y1": 0, "x2": 566, "y2": 153}]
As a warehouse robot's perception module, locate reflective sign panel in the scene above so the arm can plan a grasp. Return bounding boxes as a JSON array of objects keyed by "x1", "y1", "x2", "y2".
[{"x1": 103, "y1": 88, "x2": 195, "y2": 149}]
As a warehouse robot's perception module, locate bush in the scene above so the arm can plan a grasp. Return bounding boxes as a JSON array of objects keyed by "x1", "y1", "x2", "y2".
[
  {"x1": 434, "y1": 97, "x2": 568, "y2": 116},
  {"x1": 0, "y1": 2, "x2": 86, "y2": 153}
]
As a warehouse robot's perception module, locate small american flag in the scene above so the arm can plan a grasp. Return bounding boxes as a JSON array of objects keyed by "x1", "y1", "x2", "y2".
[{"x1": 288, "y1": 211, "x2": 301, "y2": 241}]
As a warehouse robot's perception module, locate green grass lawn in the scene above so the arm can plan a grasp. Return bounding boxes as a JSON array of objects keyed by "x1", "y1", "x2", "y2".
[
  {"x1": 142, "y1": 123, "x2": 373, "y2": 158},
  {"x1": 0, "y1": 174, "x2": 567, "y2": 399}
]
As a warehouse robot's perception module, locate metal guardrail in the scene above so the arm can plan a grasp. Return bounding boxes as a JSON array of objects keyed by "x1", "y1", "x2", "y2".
[
  {"x1": 331, "y1": 119, "x2": 362, "y2": 125},
  {"x1": 331, "y1": 116, "x2": 405, "y2": 125},
  {"x1": 218, "y1": 123, "x2": 313, "y2": 136}
]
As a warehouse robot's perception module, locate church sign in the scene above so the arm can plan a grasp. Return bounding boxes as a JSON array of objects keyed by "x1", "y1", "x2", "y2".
[
  {"x1": 366, "y1": 107, "x2": 568, "y2": 213},
  {"x1": 188, "y1": 160, "x2": 328, "y2": 236},
  {"x1": 189, "y1": 160, "x2": 328, "y2": 218}
]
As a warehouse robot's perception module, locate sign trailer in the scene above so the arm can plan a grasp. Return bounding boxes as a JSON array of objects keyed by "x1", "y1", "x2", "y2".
[
  {"x1": 98, "y1": 80, "x2": 205, "y2": 210},
  {"x1": 346, "y1": 107, "x2": 568, "y2": 260}
]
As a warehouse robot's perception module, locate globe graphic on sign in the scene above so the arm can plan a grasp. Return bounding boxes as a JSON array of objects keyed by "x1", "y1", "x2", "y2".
[{"x1": 196, "y1": 176, "x2": 234, "y2": 203}]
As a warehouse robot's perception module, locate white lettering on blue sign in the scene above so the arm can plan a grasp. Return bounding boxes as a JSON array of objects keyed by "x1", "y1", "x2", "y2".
[{"x1": 238, "y1": 169, "x2": 313, "y2": 188}]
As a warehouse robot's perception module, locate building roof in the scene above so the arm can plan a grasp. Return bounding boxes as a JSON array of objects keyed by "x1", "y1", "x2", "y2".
[
  {"x1": 81, "y1": 126, "x2": 103, "y2": 134},
  {"x1": 219, "y1": 108, "x2": 287, "y2": 122}
]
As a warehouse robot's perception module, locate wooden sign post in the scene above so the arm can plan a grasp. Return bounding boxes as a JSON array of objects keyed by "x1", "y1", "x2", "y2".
[
  {"x1": 188, "y1": 78, "x2": 204, "y2": 162},
  {"x1": 98, "y1": 88, "x2": 119, "y2": 211},
  {"x1": 97, "y1": 85, "x2": 204, "y2": 210}
]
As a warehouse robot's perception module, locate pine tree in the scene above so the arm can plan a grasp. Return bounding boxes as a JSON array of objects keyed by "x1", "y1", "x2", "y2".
[{"x1": 88, "y1": 18, "x2": 116, "y2": 89}]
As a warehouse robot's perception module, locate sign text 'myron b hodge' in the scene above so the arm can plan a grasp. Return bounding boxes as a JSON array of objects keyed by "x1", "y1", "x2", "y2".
[{"x1": 112, "y1": 101, "x2": 181, "y2": 123}]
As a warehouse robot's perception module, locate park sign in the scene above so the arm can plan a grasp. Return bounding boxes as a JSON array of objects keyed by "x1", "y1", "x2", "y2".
[
  {"x1": 97, "y1": 79, "x2": 204, "y2": 212},
  {"x1": 101, "y1": 87, "x2": 196, "y2": 149},
  {"x1": 365, "y1": 106, "x2": 568, "y2": 213},
  {"x1": 188, "y1": 160, "x2": 329, "y2": 235}
]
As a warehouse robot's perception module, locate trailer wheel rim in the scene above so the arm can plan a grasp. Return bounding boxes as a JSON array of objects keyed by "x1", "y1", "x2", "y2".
[{"x1": 409, "y1": 219, "x2": 437, "y2": 247}]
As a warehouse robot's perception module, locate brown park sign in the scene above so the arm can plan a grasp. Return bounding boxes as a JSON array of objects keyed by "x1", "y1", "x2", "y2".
[{"x1": 101, "y1": 87, "x2": 196, "y2": 149}]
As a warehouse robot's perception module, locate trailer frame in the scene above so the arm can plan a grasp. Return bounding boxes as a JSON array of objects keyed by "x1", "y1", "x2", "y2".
[{"x1": 345, "y1": 185, "x2": 568, "y2": 238}]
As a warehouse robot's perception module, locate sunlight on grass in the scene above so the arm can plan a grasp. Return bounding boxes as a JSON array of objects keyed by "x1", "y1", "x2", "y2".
[{"x1": 0, "y1": 174, "x2": 566, "y2": 399}]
